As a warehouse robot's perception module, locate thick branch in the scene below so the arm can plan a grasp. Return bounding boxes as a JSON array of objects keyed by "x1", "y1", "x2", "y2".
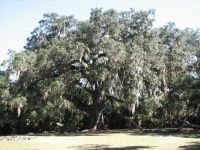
[
  {"x1": 98, "y1": 53, "x2": 107, "y2": 58},
  {"x1": 124, "y1": 116, "x2": 143, "y2": 132},
  {"x1": 62, "y1": 94, "x2": 91, "y2": 113},
  {"x1": 106, "y1": 95, "x2": 124, "y2": 103},
  {"x1": 98, "y1": 98, "x2": 108, "y2": 111},
  {"x1": 174, "y1": 118, "x2": 200, "y2": 132}
]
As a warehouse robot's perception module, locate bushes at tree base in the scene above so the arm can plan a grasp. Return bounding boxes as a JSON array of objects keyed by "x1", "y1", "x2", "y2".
[
  {"x1": 1, "y1": 114, "x2": 200, "y2": 135},
  {"x1": 60, "y1": 123, "x2": 77, "y2": 133}
]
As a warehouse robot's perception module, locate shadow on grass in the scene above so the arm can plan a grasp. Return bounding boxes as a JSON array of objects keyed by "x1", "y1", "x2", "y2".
[
  {"x1": 27, "y1": 129, "x2": 142, "y2": 137},
  {"x1": 67, "y1": 144, "x2": 154, "y2": 150},
  {"x1": 26, "y1": 128, "x2": 200, "y2": 138},
  {"x1": 126, "y1": 129, "x2": 200, "y2": 138},
  {"x1": 173, "y1": 130, "x2": 200, "y2": 138},
  {"x1": 179, "y1": 142, "x2": 200, "y2": 150}
]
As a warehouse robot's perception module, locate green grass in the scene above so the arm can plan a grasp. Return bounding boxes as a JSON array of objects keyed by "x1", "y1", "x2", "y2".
[{"x1": 0, "y1": 129, "x2": 200, "y2": 150}]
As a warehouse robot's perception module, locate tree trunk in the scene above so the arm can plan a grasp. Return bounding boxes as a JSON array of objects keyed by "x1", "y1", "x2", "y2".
[
  {"x1": 89, "y1": 82, "x2": 105, "y2": 129},
  {"x1": 89, "y1": 108, "x2": 104, "y2": 129},
  {"x1": 63, "y1": 81, "x2": 106, "y2": 130}
]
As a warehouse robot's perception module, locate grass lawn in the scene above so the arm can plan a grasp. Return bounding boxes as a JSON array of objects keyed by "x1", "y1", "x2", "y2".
[{"x1": 0, "y1": 129, "x2": 200, "y2": 150}]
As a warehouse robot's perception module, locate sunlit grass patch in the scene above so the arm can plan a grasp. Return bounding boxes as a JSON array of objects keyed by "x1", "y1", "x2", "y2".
[{"x1": 0, "y1": 130, "x2": 199, "y2": 150}]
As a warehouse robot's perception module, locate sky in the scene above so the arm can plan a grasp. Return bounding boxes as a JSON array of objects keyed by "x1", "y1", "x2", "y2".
[{"x1": 0, "y1": 0, "x2": 200, "y2": 63}]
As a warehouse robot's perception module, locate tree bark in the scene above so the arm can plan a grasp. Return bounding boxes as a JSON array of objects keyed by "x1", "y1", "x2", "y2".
[
  {"x1": 124, "y1": 116, "x2": 143, "y2": 132},
  {"x1": 88, "y1": 81, "x2": 106, "y2": 129},
  {"x1": 89, "y1": 109, "x2": 104, "y2": 129},
  {"x1": 171, "y1": 118, "x2": 200, "y2": 132},
  {"x1": 62, "y1": 94, "x2": 91, "y2": 113},
  {"x1": 63, "y1": 83, "x2": 107, "y2": 130}
]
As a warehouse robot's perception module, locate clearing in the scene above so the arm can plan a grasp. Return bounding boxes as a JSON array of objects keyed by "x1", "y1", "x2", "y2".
[{"x1": 0, "y1": 129, "x2": 199, "y2": 150}]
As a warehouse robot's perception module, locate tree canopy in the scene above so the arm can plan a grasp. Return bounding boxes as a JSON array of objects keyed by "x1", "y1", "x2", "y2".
[{"x1": 1, "y1": 8, "x2": 200, "y2": 133}]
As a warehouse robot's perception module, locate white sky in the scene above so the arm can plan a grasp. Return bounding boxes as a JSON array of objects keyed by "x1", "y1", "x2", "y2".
[{"x1": 0, "y1": 0, "x2": 200, "y2": 63}]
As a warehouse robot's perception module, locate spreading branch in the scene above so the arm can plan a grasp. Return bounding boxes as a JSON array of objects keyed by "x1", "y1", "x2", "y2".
[
  {"x1": 106, "y1": 95, "x2": 124, "y2": 103},
  {"x1": 173, "y1": 117, "x2": 200, "y2": 132},
  {"x1": 62, "y1": 94, "x2": 91, "y2": 113}
]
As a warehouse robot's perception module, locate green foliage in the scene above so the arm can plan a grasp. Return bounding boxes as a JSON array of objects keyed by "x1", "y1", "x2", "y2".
[
  {"x1": 1, "y1": 8, "x2": 200, "y2": 132},
  {"x1": 10, "y1": 94, "x2": 27, "y2": 108}
]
